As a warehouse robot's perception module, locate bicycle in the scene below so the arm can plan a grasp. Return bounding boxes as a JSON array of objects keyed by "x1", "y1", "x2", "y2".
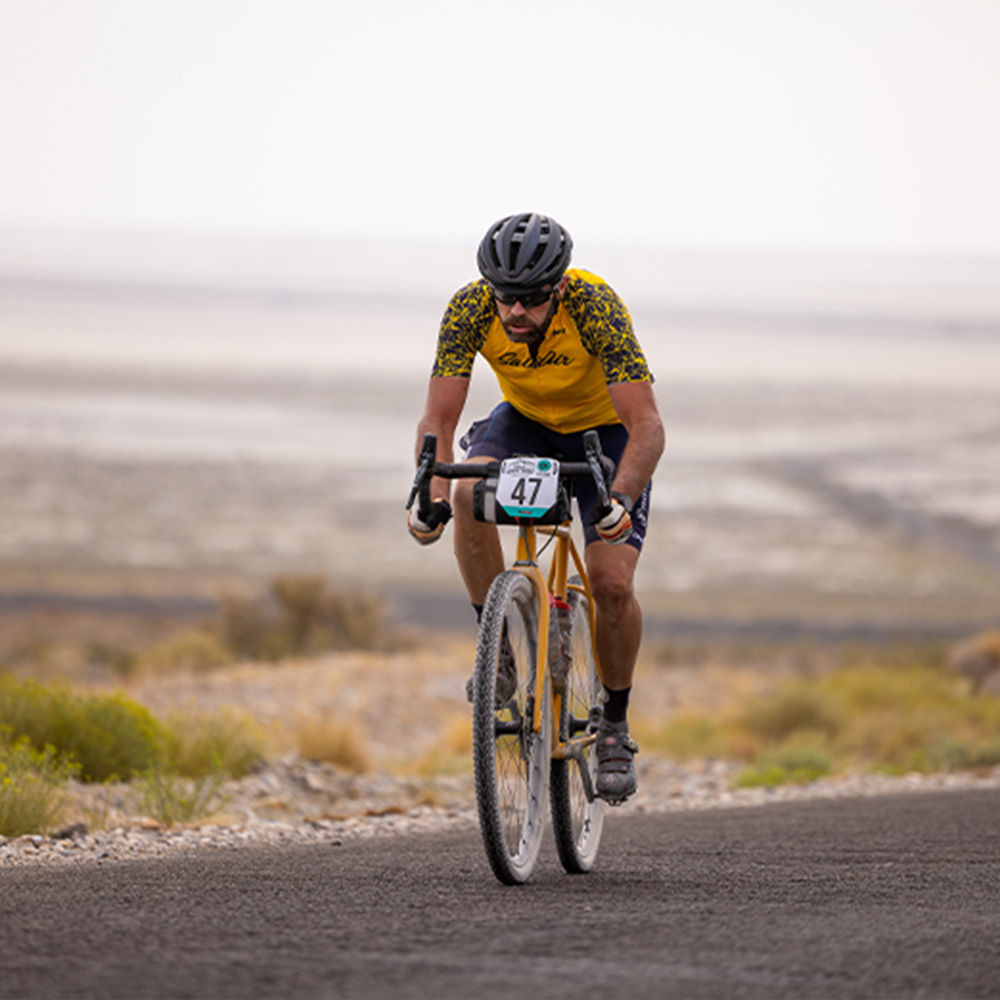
[{"x1": 407, "y1": 429, "x2": 618, "y2": 884}]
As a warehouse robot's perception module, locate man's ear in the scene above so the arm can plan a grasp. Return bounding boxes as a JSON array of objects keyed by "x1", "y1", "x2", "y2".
[{"x1": 557, "y1": 275, "x2": 570, "y2": 294}]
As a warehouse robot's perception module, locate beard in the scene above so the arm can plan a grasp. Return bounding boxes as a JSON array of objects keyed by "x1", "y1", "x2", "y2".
[{"x1": 499, "y1": 297, "x2": 559, "y2": 344}]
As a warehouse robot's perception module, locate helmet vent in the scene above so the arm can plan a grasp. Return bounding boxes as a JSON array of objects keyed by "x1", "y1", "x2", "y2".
[{"x1": 477, "y1": 213, "x2": 573, "y2": 293}]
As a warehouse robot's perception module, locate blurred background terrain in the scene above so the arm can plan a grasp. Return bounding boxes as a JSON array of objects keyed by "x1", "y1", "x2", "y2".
[
  {"x1": 2, "y1": 0, "x2": 999, "y2": 660},
  {"x1": 1, "y1": 229, "x2": 998, "y2": 656}
]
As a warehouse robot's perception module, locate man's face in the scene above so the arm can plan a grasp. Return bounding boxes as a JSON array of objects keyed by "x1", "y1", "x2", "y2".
[{"x1": 493, "y1": 287, "x2": 558, "y2": 343}]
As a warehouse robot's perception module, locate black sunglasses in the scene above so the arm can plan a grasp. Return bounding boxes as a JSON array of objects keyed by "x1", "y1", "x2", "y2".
[{"x1": 491, "y1": 287, "x2": 554, "y2": 308}]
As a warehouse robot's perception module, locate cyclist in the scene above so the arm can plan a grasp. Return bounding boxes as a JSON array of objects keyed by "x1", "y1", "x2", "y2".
[{"x1": 409, "y1": 212, "x2": 664, "y2": 803}]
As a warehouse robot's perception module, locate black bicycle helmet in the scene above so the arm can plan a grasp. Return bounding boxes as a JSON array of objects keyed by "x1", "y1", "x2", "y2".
[{"x1": 476, "y1": 213, "x2": 573, "y2": 293}]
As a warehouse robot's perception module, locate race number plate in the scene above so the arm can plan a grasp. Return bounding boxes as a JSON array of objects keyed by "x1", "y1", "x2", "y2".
[{"x1": 496, "y1": 457, "x2": 561, "y2": 518}]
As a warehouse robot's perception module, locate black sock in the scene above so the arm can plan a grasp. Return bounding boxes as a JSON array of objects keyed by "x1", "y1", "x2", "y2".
[{"x1": 602, "y1": 685, "x2": 631, "y2": 724}]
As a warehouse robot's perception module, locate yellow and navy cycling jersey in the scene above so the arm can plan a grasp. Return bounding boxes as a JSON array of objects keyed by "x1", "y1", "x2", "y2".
[{"x1": 431, "y1": 268, "x2": 652, "y2": 434}]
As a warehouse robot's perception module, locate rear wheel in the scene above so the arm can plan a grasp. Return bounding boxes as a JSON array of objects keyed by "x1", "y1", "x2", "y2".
[
  {"x1": 472, "y1": 570, "x2": 550, "y2": 885},
  {"x1": 549, "y1": 577, "x2": 605, "y2": 873}
]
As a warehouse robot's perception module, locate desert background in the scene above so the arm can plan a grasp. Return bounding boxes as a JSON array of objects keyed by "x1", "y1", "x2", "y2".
[
  {"x1": 2, "y1": 228, "x2": 999, "y2": 653},
  {"x1": 2, "y1": 227, "x2": 1000, "y2": 844},
  {"x1": 3, "y1": 5, "x2": 1000, "y2": 837},
  {"x1": 4, "y1": 3, "x2": 1000, "y2": 662}
]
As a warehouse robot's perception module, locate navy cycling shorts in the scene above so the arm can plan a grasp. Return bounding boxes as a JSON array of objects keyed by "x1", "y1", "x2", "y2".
[{"x1": 459, "y1": 402, "x2": 650, "y2": 552}]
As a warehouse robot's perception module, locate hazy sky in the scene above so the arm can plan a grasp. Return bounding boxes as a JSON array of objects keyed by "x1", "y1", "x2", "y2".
[{"x1": 2, "y1": 0, "x2": 999, "y2": 257}]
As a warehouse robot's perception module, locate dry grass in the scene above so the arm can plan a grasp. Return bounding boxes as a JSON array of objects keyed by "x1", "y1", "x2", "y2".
[
  {"x1": 946, "y1": 629, "x2": 1000, "y2": 694},
  {"x1": 294, "y1": 715, "x2": 372, "y2": 773},
  {"x1": 161, "y1": 708, "x2": 266, "y2": 779},
  {"x1": 109, "y1": 636, "x2": 477, "y2": 777},
  {"x1": 8, "y1": 589, "x2": 1000, "y2": 828},
  {"x1": 636, "y1": 644, "x2": 1000, "y2": 783},
  {"x1": 408, "y1": 711, "x2": 473, "y2": 778},
  {"x1": 137, "y1": 630, "x2": 233, "y2": 676},
  {"x1": 217, "y1": 574, "x2": 391, "y2": 662},
  {"x1": 135, "y1": 769, "x2": 229, "y2": 828},
  {"x1": 0, "y1": 574, "x2": 398, "y2": 689}
]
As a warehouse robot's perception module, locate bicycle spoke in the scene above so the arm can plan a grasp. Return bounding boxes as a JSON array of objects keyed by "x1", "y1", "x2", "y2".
[
  {"x1": 472, "y1": 571, "x2": 550, "y2": 885},
  {"x1": 549, "y1": 578, "x2": 605, "y2": 873}
]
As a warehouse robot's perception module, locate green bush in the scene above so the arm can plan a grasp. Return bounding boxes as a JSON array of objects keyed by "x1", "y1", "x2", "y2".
[
  {"x1": 0, "y1": 729, "x2": 78, "y2": 837},
  {"x1": 0, "y1": 677, "x2": 165, "y2": 782},
  {"x1": 0, "y1": 678, "x2": 272, "y2": 835},
  {"x1": 736, "y1": 741, "x2": 832, "y2": 788}
]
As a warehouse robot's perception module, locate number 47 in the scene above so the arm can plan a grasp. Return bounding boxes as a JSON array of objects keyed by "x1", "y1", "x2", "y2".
[{"x1": 510, "y1": 477, "x2": 543, "y2": 505}]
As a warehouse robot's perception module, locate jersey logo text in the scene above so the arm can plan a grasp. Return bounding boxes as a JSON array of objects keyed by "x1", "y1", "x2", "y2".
[{"x1": 497, "y1": 350, "x2": 573, "y2": 369}]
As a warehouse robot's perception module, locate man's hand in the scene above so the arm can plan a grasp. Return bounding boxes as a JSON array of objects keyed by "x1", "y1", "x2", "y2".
[
  {"x1": 407, "y1": 499, "x2": 452, "y2": 545},
  {"x1": 593, "y1": 493, "x2": 633, "y2": 546}
]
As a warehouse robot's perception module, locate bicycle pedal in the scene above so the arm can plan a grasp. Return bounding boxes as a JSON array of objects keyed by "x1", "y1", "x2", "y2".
[{"x1": 602, "y1": 795, "x2": 631, "y2": 807}]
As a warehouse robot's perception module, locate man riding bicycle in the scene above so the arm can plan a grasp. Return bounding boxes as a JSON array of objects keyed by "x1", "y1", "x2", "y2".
[{"x1": 409, "y1": 212, "x2": 664, "y2": 803}]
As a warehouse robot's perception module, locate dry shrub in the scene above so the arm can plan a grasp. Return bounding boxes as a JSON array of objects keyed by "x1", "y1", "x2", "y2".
[
  {"x1": 137, "y1": 630, "x2": 233, "y2": 675},
  {"x1": 442, "y1": 712, "x2": 473, "y2": 755},
  {"x1": 738, "y1": 681, "x2": 844, "y2": 744},
  {"x1": 410, "y1": 712, "x2": 472, "y2": 778},
  {"x1": 161, "y1": 708, "x2": 266, "y2": 779},
  {"x1": 294, "y1": 714, "x2": 372, "y2": 773},
  {"x1": 86, "y1": 641, "x2": 140, "y2": 679},
  {"x1": 640, "y1": 652, "x2": 1000, "y2": 782},
  {"x1": 635, "y1": 675, "x2": 844, "y2": 763},
  {"x1": 217, "y1": 574, "x2": 388, "y2": 662},
  {"x1": 270, "y1": 574, "x2": 385, "y2": 653},
  {"x1": 634, "y1": 711, "x2": 748, "y2": 761},
  {"x1": 946, "y1": 630, "x2": 1000, "y2": 694},
  {"x1": 216, "y1": 591, "x2": 270, "y2": 660},
  {"x1": 135, "y1": 769, "x2": 229, "y2": 828}
]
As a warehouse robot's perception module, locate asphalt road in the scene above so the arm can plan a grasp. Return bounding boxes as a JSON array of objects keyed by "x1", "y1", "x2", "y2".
[{"x1": 2, "y1": 790, "x2": 998, "y2": 999}]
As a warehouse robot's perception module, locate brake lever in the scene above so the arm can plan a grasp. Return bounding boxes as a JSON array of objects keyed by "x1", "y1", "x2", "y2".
[
  {"x1": 583, "y1": 430, "x2": 613, "y2": 511},
  {"x1": 405, "y1": 433, "x2": 437, "y2": 513}
]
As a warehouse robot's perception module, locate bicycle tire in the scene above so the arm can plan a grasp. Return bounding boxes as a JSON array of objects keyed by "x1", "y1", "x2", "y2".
[
  {"x1": 549, "y1": 576, "x2": 605, "y2": 873},
  {"x1": 472, "y1": 570, "x2": 550, "y2": 885}
]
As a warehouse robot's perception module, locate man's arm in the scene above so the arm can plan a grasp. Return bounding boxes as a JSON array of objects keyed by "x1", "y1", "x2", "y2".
[
  {"x1": 606, "y1": 381, "x2": 664, "y2": 502},
  {"x1": 414, "y1": 375, "x2": 471, "y2": 503}
]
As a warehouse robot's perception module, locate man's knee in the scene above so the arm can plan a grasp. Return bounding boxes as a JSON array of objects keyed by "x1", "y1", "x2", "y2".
[
  {"x1": 452, "y1": 477, "x2": 501, "y2": 560},
  {"x1": 452, "y1": 456, "x2": 496, "y2": 524},
  {"x1": 452, "y1": 477, "x2": 477, "y2": 517},
  {"x1": 587, "y1": 554, "x2": 637, "y2": 611}
]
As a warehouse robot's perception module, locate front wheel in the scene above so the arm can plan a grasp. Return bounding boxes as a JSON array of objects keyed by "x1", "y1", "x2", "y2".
[
  {"x1": 472, "y1": 570, "x2": 550, "y2": 885},
  {"x1": 549, "y1": 576, "x2": 605, "y2": 873}
]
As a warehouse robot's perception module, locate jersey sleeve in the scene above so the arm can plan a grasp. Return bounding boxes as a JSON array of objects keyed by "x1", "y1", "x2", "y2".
[
  {"x1": 431, "y1": 280, "x2": 495, "y2": 378},
  {"x1": 562, "y1": 272, "x2": 652, "y2": 384}
]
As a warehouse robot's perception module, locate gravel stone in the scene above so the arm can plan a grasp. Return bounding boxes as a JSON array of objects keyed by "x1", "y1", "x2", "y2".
[{"x1": 3, "y1": 757, "x2": 998, "y2": 868}]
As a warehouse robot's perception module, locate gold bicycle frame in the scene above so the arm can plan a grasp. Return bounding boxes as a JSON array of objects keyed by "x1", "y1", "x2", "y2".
[{"x1": 511, "y1": 521, "x2": 603, "y2": 755}]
